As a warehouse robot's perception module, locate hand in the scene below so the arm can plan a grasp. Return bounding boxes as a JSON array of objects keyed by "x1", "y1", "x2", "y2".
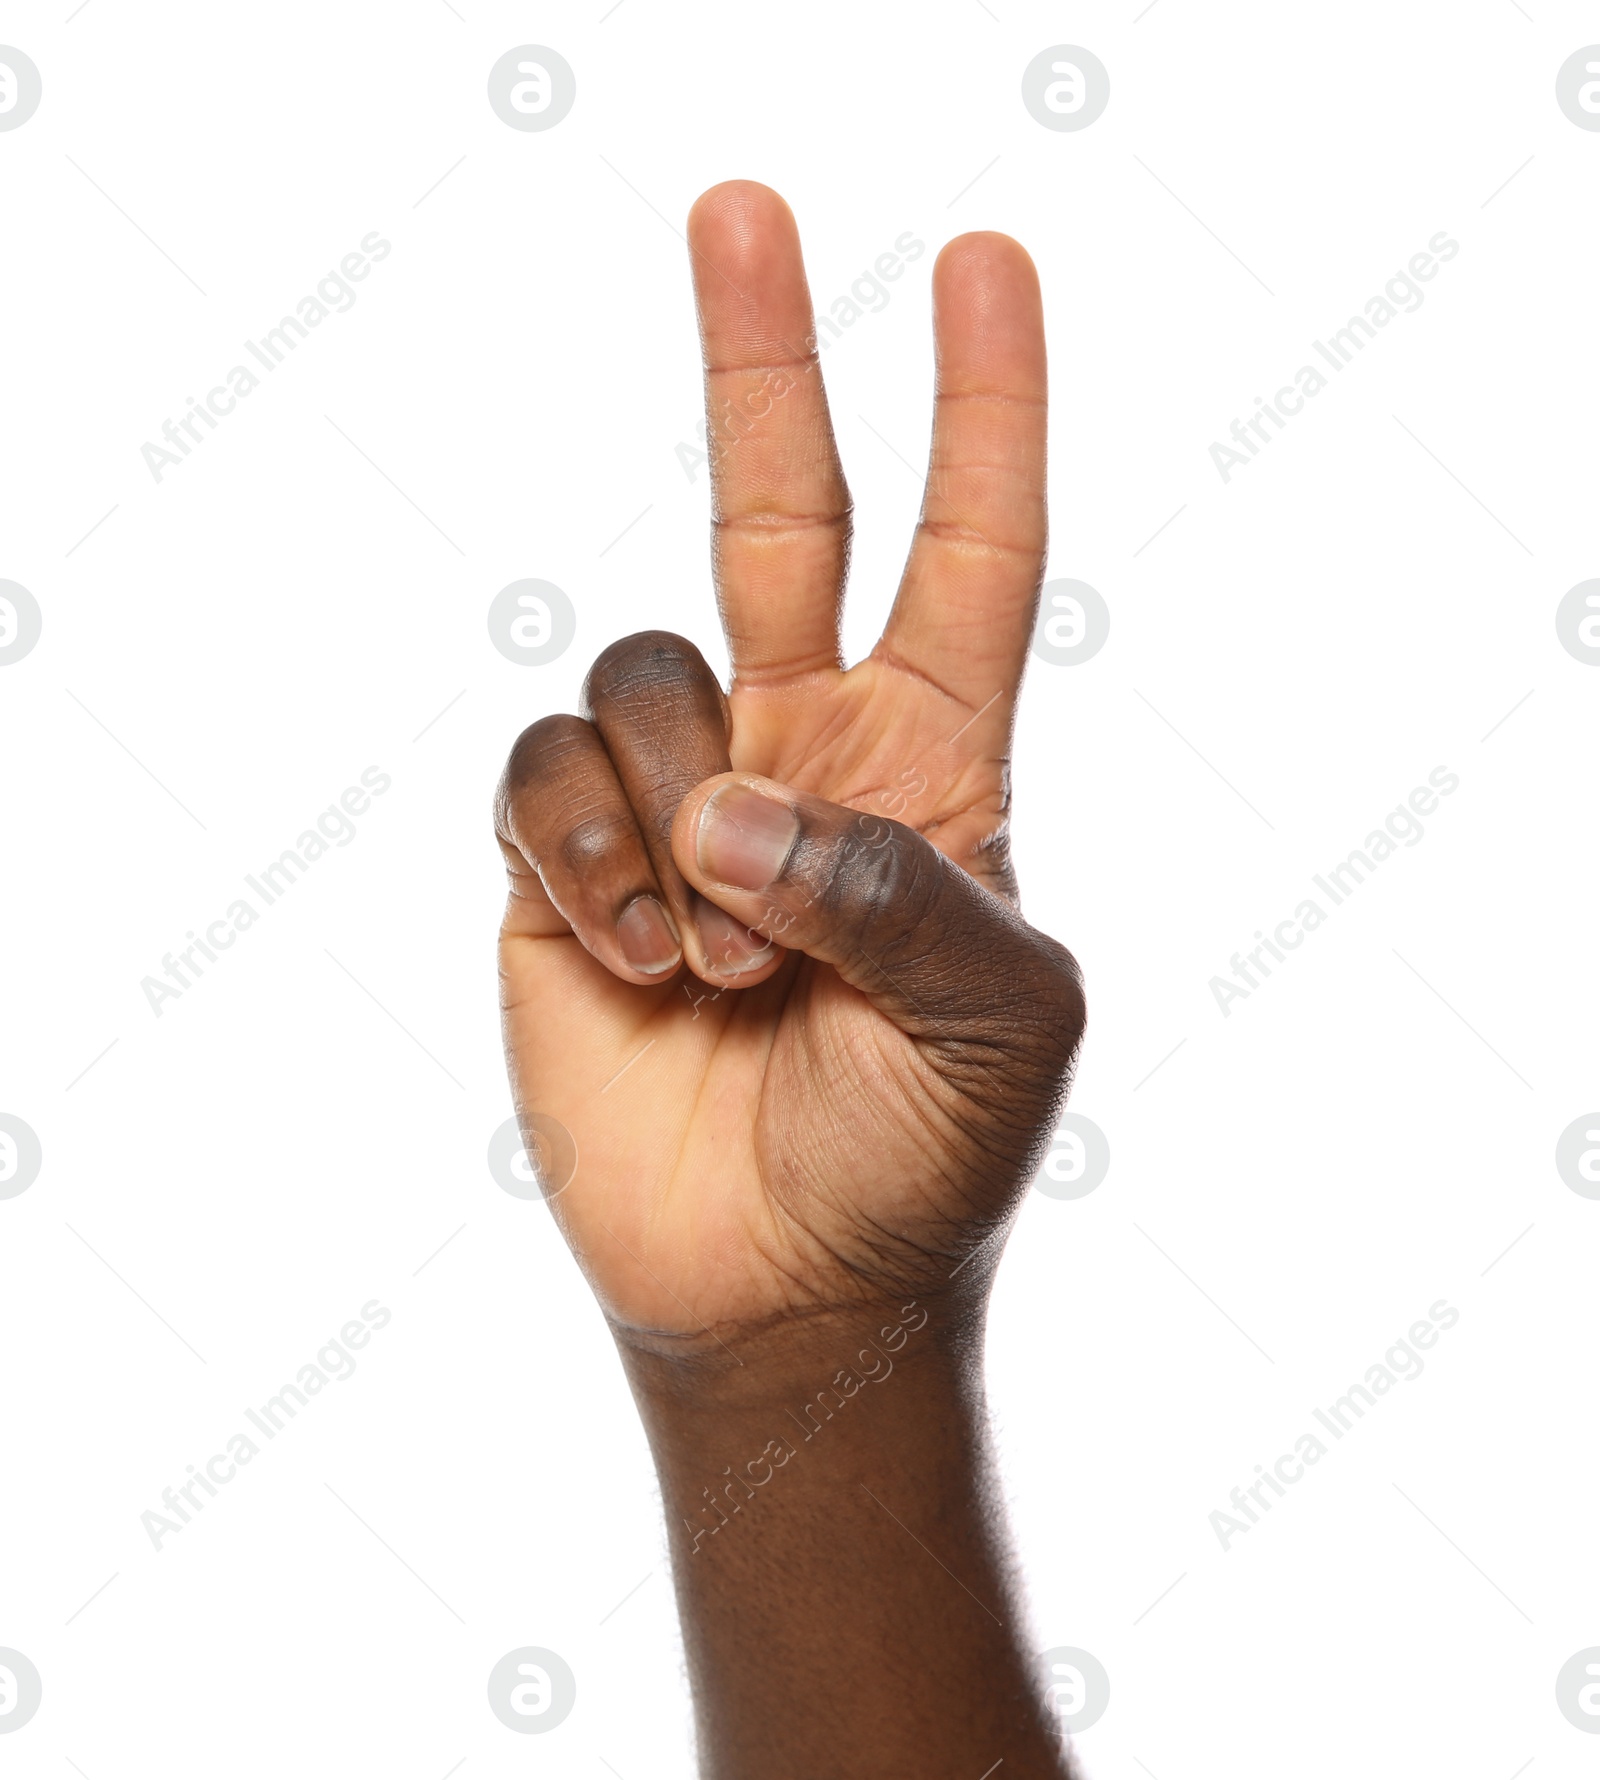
[{"x1": 495, "y1": 181, "x2": 1084, "y2": 1351}]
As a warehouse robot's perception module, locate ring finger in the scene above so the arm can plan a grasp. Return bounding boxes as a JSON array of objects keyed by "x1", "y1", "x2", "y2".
[{"x1": 496, "y1": 713, "x2": 686, "y2": 986}]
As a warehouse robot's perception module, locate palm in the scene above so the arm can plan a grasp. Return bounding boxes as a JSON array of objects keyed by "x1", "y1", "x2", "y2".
[
  {"x1": 498, "y1": 184, "x2": 1052, "y2": 1340},
  {"x1": 503, "y1": 664, "x2": 1012, "y2": 1334}
]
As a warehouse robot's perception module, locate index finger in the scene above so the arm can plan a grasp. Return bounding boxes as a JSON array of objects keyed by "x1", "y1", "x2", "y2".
[{"x1": 687, "y1": 181, "x2": 852, "y2": 689}]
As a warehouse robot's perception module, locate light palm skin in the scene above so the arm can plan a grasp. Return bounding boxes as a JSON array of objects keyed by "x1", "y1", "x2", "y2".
[{"x1": 496, "y1": 181, "x2": 1081, "y2": 1350}]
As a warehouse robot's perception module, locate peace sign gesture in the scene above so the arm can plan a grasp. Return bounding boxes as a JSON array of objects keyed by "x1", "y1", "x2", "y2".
[{"x1": 495, "y1": 180, "x2": 1083, "y2": 1349}]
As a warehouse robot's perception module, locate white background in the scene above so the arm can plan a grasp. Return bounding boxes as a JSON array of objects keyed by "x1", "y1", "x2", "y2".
[{"x1": 2, "y1": 3, "x2": 1596, "y2": 1775}]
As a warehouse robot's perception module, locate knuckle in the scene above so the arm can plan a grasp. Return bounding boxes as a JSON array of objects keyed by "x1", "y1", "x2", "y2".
[
  {"x1": 582, "y1": 630, "x2": 717, "y2": 719},
  {"x1": 1026, "y1": 935, "x2": 1087, "y2": 1061},
  {"x1": 819, "y1": 817, "x2": 939, "y2": 945},
  {"x1": 560, "y1": 808, "x2": 639, "y2": 877},
  {"x1": 496, "y1": 714, "x2": 591, "y2": 835},
  {"x1": 503, "y1": 713, "x2": 590, "y2": 791}
]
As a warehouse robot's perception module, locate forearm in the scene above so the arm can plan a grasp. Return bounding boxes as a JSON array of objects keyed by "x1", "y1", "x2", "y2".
[{"x1": 618, "y1": 1301, "x2": 1072, "y2": 1779}]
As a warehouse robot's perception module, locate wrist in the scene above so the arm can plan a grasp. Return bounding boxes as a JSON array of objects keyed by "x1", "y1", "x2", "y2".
[
  {"x1": 609, "y1": 1283, "x2": 988, "y2": 1419},
  {"x1": 622, "y1": 1298, "x2": 994, "y2": 1577},
  {"x1": 613, "y1": 1294, "x2": 992, "y2": 1531}
]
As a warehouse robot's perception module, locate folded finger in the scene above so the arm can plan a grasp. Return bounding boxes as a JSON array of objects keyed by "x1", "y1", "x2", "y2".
[
  {"x1": 583, "y1": 630, "x2": 782, "y2": 988},
  {"x1": 495, "y1": 714, "x2": 684, "y2": 985}
]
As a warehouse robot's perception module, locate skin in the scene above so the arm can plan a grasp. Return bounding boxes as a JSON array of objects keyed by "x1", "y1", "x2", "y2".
[{"x1": 496, "y1": 181, "x2": 1086, "y2": 1777}]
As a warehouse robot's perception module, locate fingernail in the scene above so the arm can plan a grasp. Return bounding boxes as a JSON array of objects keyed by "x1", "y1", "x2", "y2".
[
  {"x1": 617, "y1": 896, "x2": 682, "y2": 975},
  {"x1": 693, "y1": 894, "x2": 774, "y2": 977},
  {"x1": 696, "y1": 781, "x2": 799, "y2": 891}
]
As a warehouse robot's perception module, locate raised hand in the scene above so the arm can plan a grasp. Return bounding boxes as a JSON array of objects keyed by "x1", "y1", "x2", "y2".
[
  {"x1": 496, "y1": 179, "x2": 1084, "y2": 1780},
  {"x1": 495, "y1": 180, "x2": 1083, "y2": 1350}
]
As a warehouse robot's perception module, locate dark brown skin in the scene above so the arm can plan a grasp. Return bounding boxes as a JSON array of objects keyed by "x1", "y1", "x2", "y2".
[{"x1": 495, "y1": 180, "x2": 1085, "y2": 1777}]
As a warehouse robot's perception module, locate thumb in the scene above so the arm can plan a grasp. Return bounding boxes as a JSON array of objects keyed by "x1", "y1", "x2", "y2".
[{"x1": 670, "y1": 773, "x2": 1084, "y2": 1056}]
